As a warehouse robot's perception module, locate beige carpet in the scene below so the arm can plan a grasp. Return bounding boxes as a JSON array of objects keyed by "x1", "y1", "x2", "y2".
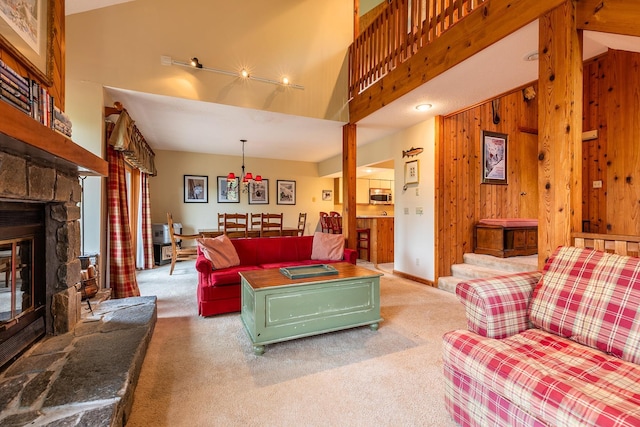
[{"x1": 126, "y1": 260, "x2": 466, "y2": 427}]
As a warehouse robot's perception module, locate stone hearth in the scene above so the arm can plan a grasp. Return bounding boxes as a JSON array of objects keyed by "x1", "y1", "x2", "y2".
[{"x1": 0, "y1": 296, "x2": 157, "y2": 426}]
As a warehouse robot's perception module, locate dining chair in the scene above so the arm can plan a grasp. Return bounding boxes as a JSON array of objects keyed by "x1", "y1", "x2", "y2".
[
  {"x1": 328, "y1": 215, "x2": 343, "y2": 234},
  {"x1": 250, "y1": 213, "x2": 262, "y2": 230},
  {"x1": 319, "y1": 212, "x2": 331, "y2": 233},
  {"x1": 223, "y1": 213, "x2": 249, "y2": 238},
  {"x1": 329, "y1": 211, "x2": 341, "y2": 217},
  {"x1": 260, "y1": 213, "x2": 283, "y2": 237},
  {"x1": 297, "y1": 213, "x2": 307, "y2": 236},
  {"x1": 167, "y1": 212, "x2": 199, "y2": 275},
  {"x1": 217, "y1": 213, "x2": 224, "y2": 231}
]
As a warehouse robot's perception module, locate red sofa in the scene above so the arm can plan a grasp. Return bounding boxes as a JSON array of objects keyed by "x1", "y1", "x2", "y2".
[{"x1": 196, "y1": 235, "x2": 357, "y2": 317}]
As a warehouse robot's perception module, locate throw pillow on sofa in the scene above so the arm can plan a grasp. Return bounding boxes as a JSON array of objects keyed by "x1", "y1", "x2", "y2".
[
  {"x1": 311, "y1": 232, "x2": 344, "y2": 261},
  {"x1": 197, "y1": 235, "x2": 240, "y2": 269}
]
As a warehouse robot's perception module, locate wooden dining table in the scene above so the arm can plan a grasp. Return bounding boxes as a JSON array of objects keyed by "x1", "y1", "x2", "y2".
[{"x1": 198, "y1": 227, "x2": 300, "y2": 238}]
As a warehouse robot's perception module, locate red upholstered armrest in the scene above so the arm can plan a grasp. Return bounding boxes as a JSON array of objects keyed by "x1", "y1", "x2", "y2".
[
  {"x1": 195, "y1": 247, "x2": 213, "y2": 274},
  {"x1": 343, "y1": 248, "x2": 357, "y2": 265},
  {"x1": 456, "y1": 271, "x2": 542, "y2": 339}
]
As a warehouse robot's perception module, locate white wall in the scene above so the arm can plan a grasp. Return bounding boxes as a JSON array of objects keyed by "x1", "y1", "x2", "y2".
[
  {"x1": 393, "y1": 118, "x2": 437, "y2": 281},
  {"x1": 151, "y1": 150, "x2": 335, "y2": 235},
  {"x1": 65, "y1": 80, "x2": 106, "y2": 256}
]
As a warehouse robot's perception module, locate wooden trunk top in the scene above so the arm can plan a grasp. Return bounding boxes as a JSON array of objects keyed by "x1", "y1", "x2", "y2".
[{"x1": 240, "y1": 262, "x2": 382, "y2": 289}]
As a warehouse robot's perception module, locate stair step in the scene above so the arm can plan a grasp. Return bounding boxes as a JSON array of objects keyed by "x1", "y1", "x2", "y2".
[
  {"x1": 439, "y1": 253, "x2": 541, "y2": 294},
  {"x1": 462, "y1": 253, "x2": 539, "y2": 273},
  {"x1": 451, "y1": 263, "x2": 515, "y2": 280},
  {"x1": 437, "y1": 276, "x2": 461, "y2": 294}
]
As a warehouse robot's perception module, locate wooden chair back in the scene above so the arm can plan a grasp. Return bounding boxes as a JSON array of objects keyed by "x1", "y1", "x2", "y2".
[
  {"x1": 217, "y1": 213, "x2": 224, "y2": 231},
  {"x1": 319, "y1": 212, "x2": 331, "y2": 233},
  {"x1": 297, "y1": 213, "x2": 307, "y2": 236},
  {"x1": 250, "y1": 213, "x2": 262, "y2": 229},
  {"x1": 260, "y1": 213, "x2": 283, "y2": 237},
  {"x1": 328, "y1": 215, "x2": 343, "y2": 234},
  {"x1": 167, "y1": 212, "x2": 199, "y2": 275},
  {"x1": 223, "y1": 213, "x2": 248, "y2": 238}
]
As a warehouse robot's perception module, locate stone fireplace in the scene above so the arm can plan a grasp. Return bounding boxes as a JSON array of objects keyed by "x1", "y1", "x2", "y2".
[{"x1": 0, "y1": 148, "x2": 85, "y2": 368}]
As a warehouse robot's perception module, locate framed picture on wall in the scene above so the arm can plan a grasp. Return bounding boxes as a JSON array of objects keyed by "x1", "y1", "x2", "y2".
[
  {"x1": 0, "y1": 0, "x2": 54, "y2": 85},
  {"x1": 217, "y1": 176, "x2": 239, "y2": 203},
  {"x1": 248, "y1": 179, "x2": 269, "y2": 205},
  {"x1": 322, "y1": 189, "x2": 333, "y2": 201},
  {"x1": 276, "y1": 180, "x2": 296, "y2": 205},
  {"x1": 184, "y1": 175, "x2": 208, "y2": 203},
  {"x1": 482, "y1": 131, "x2": 508, "y2": 185},
  {"x1": 404, "y1": 160, "x2": 419, "y2": 185}
]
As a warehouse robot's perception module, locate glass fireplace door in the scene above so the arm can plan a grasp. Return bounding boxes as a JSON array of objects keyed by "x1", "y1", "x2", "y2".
[{"x1": 0, "y1": 238, "x2": 33, "y2": 324}]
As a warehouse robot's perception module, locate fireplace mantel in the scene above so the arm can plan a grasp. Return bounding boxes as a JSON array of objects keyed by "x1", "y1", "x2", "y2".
[{"x1": 0, "y1": 102, "x2": 108, "y2": 177}]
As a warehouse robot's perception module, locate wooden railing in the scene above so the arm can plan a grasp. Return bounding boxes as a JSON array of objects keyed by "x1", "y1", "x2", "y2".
[
  {"x1": 349, "y1": 0, "x2": 486, "y2": 99},
  {"x1": 572, "y1": 232, "x2": 640, "y2": 257}
]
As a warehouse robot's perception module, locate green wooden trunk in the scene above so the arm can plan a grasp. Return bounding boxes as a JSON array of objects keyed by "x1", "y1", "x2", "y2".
[{"x1": 240, "y1": 270, "x2": 382, "y2": 355}]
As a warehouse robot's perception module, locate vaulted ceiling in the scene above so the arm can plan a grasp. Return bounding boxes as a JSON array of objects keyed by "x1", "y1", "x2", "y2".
[{"x1": 65, "y1": 1, "x2": 640, "y2": 167}]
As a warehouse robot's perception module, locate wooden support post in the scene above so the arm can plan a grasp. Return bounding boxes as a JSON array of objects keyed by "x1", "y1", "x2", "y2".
[
  {"x1": 537, "y1": 0, "x2": 583, "y2": 267},
  {"x1": 343, "y1": 124, "x2": 357, "y2": 250}
]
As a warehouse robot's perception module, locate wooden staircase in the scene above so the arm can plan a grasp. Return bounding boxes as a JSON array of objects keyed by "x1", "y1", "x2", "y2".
[{"x1": 437, "y1": 253, "x2": 539, "y2": 294}]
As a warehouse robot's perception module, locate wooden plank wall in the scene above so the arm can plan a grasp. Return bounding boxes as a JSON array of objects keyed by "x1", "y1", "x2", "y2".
[
  {"x1": 437, "y1": 49, "x2": 640, "y2": 281},
  {"x1": 582, "y1": 50, "x2": 640, "y2": 235},
  {"x1": 0, "y1": 0, "x2": 65, "y2": 108},
  {"x1": 437, "y1": 86, "x2": 539, "y2": 278}
]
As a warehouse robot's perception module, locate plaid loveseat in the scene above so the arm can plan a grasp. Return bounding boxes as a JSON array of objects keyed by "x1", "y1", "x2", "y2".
[{"x1": 442, "y1": 246, "x2": 640, "y2": 426}]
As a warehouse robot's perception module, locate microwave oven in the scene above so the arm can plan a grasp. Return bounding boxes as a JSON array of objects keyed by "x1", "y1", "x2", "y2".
[{"x1": 369, "y1": 188, "x2": 392, "y2": 205}]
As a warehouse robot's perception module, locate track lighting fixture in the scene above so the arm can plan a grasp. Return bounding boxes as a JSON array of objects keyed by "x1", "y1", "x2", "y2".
[{"x1": 161, "y1": 55, "x2": 304, "y2": 90}]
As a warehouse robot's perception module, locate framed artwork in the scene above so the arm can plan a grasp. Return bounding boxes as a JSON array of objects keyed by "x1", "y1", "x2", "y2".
[
  {"x1": 184, "y1": 175, "x2": 208, "y2": 203},
  {"x1": 404, "y1": 159, "x2": 419, "y2": 185},
  {"x1": 482, "y1": 131, "x2": 508, "y2": 185},
  {"x1": 0, "y1": 0, "x2": 53, "y2": 85},
  {"x1": 248, "y1": 179, "x2": 269, "y2": 205},
  {"x1": 322, "y1": 189, "x2": 333, "y2": 201},
  {"x1": 217, "y1": 176, "x2": 239, "y2": 203},
  {"x1": 276, "y1": 180, "x2": 296, "y2": 205}
]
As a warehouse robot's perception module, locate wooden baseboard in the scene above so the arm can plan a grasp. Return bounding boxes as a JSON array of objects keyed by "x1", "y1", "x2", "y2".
[{"x1": 392, "y1": 270, "x2": 435, "y2": 287}]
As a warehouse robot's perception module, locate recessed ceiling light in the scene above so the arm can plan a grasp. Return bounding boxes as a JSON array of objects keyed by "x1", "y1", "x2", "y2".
[
  {"x1": 415, "y1": 103, "x2": 432, "y2": 111},
  {"x1": 524, "y1": 50, "x2": 539, "y2": 61}
]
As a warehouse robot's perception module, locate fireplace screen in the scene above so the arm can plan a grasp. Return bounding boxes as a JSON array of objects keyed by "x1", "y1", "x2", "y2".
[{"x1": 0, "y1": 238, "x2": 33, "y2": 323}]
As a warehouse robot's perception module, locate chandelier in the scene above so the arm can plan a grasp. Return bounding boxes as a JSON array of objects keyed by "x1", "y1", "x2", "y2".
[{"x1": 227, "y1": 139, "x2": 261, "y2": 195}]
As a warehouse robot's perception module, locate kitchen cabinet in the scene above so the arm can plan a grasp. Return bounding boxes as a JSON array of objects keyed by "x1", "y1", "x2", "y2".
[
  {"x1": 356, "y1": 179, "x2": 370, "y2": 204},
  {"x1": 356, "y1": 216, "x2": 394, "y2": 264},
  {"x1": 369, "y1": 179, "x2": 392, "y2": 190}
]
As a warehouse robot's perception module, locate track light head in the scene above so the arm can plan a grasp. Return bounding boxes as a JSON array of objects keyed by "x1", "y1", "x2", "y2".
[{"x1": 190, "y1": 57, "x2": 203, "y2": 68}]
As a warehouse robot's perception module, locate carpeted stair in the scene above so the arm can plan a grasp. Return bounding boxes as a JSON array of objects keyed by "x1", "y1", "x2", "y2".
[{"x1": 437, "y1": 253, "x2": 539, "y2": 294}]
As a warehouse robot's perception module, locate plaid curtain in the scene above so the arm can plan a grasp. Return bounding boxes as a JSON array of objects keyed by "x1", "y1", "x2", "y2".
[
  {"x1": 107, "y1": 145, "x2": 140, "y2": 298},
  {"x1": 140, "y1": 173, "x2": 154, "y2": 269}
]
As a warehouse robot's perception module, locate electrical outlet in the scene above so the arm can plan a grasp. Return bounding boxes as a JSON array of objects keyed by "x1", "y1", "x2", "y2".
[
  {"x1": 593, "y1": 180, "x2": 603, "y2": 189},
  {"x1": 416, "y1": 207, "x2": 423, "y2": 215},
  {"x1": 404, "y1": 208, "x2": 409, "y2": 215},
  {"x1": 415, "y1": 258, "x2": 420, "y2": 266},
  {"x1": 415, "y1": 188, "x2": 419, "y2": 196}
]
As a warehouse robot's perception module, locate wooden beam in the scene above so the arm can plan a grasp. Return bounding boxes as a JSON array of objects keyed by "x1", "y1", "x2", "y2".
[
  {"x1": 343, "y1": 124, "x2": 357, "y2": 250},
  {"x1": 577, "y1": 0, "x2": 640, "y2": 36},
  {"x1": 537, "y1": 0, "x2": 583, "y2": 267},
  {"x1": 349, "y1": 0, "x2": 565, "y2": 123},
  {"x1": 0, "y1": 101, "x2": 108, "y2": 176}
]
